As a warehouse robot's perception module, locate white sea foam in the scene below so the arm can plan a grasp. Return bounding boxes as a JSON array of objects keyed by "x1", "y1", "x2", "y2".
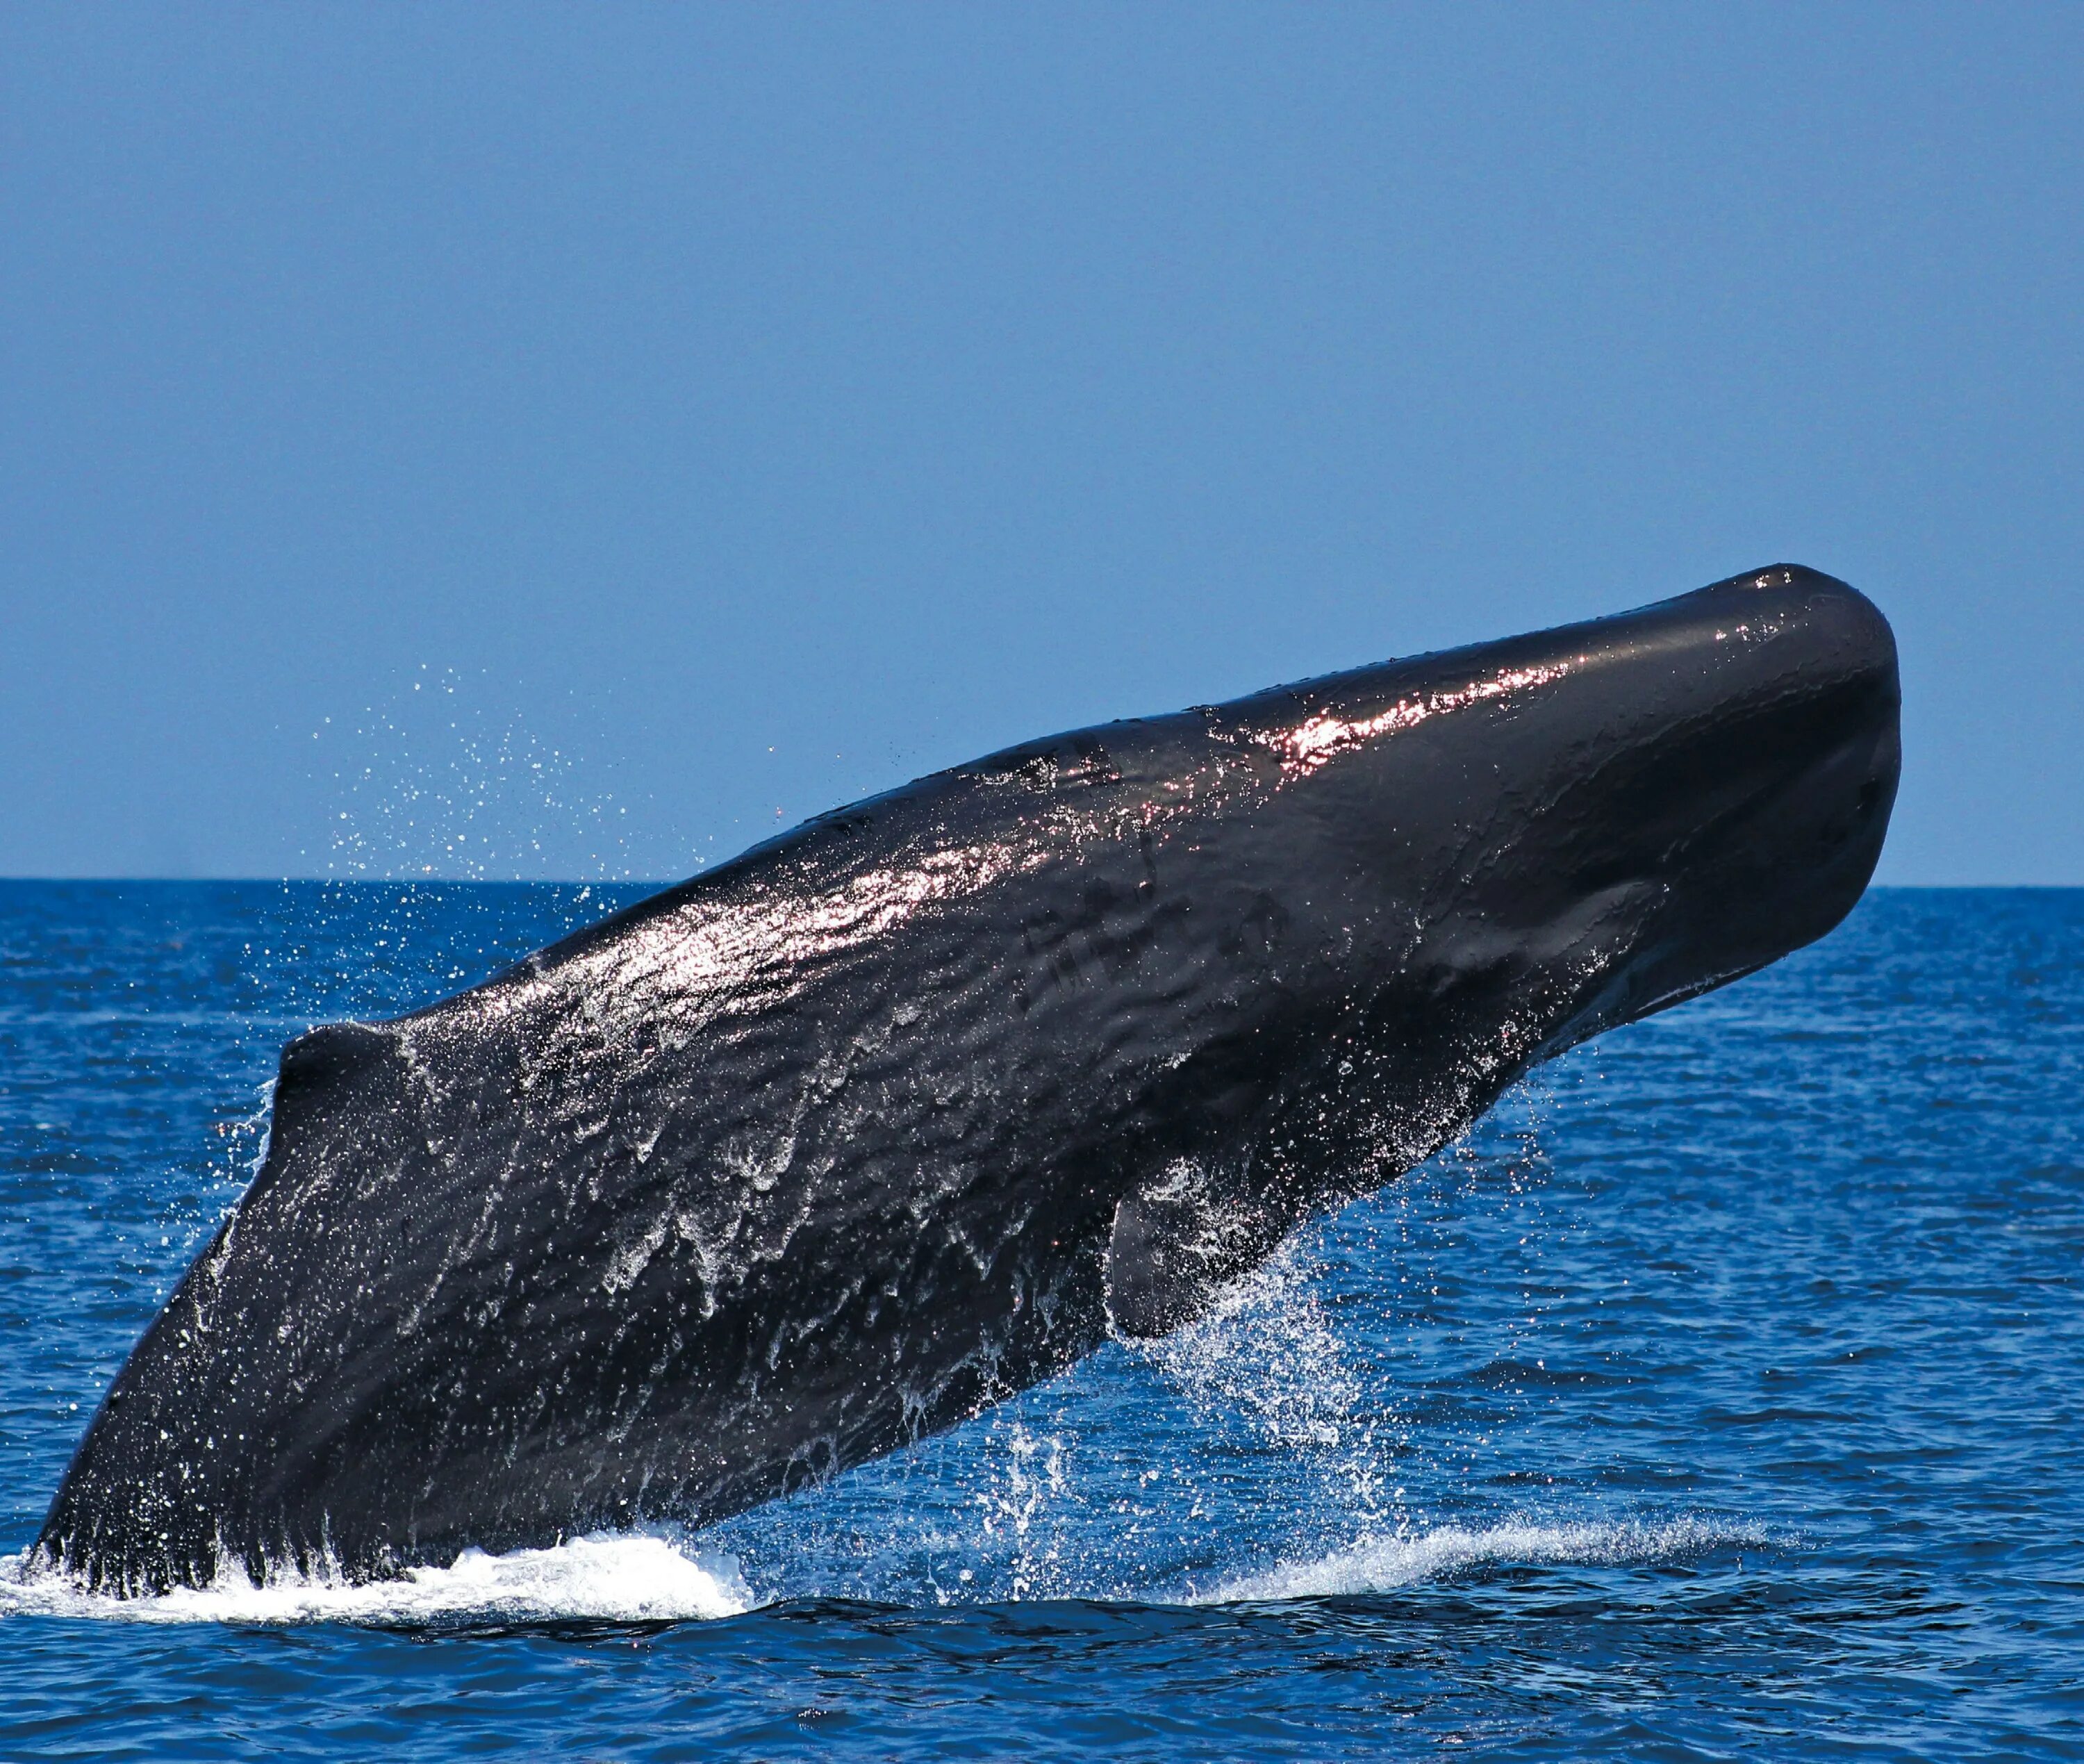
[
  {"x1": 0, "y1": 1532, "x2": 752, "y2": 1626},
  {"x1": 1204, "y1": 1515, "x2": 1766, "y2": 1604},
  {"x1": 0, "y1": 1516, "x2": 1764, "y2": 1624}
]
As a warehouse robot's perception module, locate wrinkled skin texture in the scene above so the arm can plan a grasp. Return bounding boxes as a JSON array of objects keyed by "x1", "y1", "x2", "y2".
[{"x1": 41, "y1": 565, "x2": 1899, "y2": 1593}]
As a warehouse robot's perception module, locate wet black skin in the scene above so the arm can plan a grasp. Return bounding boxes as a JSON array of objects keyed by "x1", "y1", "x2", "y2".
[{"x1": 40, "y1": 564, "x2": 1899, "y2": 1593}]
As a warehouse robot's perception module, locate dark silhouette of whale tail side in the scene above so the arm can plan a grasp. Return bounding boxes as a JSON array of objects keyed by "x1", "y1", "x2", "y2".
[{"x1": 39, "y1": 564, "x2": 1899, "y2": 1594}]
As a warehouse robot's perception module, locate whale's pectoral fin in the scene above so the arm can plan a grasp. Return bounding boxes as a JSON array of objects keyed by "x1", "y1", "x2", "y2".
[{"x1": 1103, "y1": 1157, "x2": 1291, "y2": 1339}]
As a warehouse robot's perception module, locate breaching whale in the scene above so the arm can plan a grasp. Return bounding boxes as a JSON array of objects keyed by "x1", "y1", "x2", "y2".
[{"x1": 40, "y1": 564, "x2": 1899, "y2": 1593}]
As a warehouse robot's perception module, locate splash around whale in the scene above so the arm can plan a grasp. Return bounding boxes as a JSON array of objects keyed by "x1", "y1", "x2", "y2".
[{"x1": 38, "y1": 564, "x2": 1899, "y2": 1594}]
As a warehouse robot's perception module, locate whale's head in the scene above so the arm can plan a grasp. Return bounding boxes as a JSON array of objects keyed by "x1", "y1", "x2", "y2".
[
  {"x1": 1421, "y1": 563, "x2": 1899, "y2": 1053},
  {"x1": 1259, "y1": 563, "x2": 1901, "y2": 1057},
  {"x1": 1106, "y1": 564, "x2": 1900, "y2": 1336}
]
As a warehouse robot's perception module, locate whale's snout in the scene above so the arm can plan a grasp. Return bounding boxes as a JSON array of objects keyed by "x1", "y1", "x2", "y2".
[
  {"x1": 1539, "y1": 563, "x2": 1901, "y2": 1032},
  {"x1": 1680, "y1": 564, "x2": 1900, "y2": 948}
]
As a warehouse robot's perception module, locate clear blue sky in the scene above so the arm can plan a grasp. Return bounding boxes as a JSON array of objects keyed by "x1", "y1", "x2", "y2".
[{"x1": 2, "y1": 4, "x2": 2077, "y2": 884}]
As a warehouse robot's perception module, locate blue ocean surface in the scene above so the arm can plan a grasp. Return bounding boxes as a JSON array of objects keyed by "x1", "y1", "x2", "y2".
[{"x1": 1, "y1": 881, "x2": 2079, "y2": 1759}]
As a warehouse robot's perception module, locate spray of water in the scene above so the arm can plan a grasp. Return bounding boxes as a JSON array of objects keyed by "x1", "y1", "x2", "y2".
[{"x1": 313, "y1": 663, "x2": 639, "y2": 886}]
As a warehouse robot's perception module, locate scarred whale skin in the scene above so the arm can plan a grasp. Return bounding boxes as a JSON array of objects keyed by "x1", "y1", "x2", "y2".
[{"x1": 40, "y1": 564, "x2": 1899, "y2": 1593}]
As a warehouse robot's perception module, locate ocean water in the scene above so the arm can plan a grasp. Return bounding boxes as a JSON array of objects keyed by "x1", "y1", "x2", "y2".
[{"x1": 1, "y1": 881, "x2": 2079, "y2": 1760}]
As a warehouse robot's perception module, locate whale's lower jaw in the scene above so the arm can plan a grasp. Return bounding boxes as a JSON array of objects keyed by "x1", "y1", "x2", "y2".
[{"x1": 38, "y1": 563, "x2": 1899, "y2": 1593}]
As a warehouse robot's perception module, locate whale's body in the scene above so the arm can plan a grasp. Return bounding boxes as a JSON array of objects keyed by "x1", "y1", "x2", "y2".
[{"x1": 41, "y1": 566, "x2": 1899, "y2": 1592}]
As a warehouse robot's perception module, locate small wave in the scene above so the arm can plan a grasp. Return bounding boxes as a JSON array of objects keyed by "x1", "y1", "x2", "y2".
[
  {"x1": 1205, "y1": 1516, "x2": 1766, "y2": 1603},
  {"x1": 0, "y1": 1533, "x2": 752, "y2": 1626},
  {"x1": 0, "y1": 1518, "x2": 1767, "y2": 1623}
]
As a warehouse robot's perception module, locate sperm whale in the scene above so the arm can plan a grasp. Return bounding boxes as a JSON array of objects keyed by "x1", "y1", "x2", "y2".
[{"x1": 39, "y1": 563, "x2": 1900, "y2": 1592}]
